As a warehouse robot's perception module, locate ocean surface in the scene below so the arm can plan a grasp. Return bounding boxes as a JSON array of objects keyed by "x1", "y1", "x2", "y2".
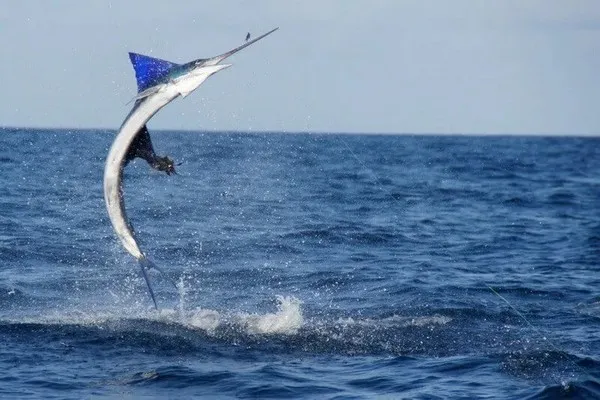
[{"x1": 0, "y1": 129, "x2": 598, "y2": 399}]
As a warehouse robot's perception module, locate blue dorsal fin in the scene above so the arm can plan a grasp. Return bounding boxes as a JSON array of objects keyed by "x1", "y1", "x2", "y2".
[{"x1": 128, "y1": 52, "x2": 179, "y2": 93}]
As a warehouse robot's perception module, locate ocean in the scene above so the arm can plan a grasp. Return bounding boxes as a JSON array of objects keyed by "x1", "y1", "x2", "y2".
[{"x1": 0, "y1": 129, "x2": 598, "y2": 399}]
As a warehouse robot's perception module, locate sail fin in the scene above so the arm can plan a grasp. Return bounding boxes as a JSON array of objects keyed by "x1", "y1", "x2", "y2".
[{"x1": 128, "y1": 52, "x2": 179, "y2": 93}]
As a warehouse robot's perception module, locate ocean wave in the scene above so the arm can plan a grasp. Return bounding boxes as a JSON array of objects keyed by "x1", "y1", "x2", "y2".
[{"x1": 527, "y1": 380, "x2": 600, "y2": 400}]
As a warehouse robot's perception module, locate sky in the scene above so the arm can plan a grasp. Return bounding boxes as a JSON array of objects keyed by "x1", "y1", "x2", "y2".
[{"x1": 1, "y1": 1, "x2": 600, "y2": 135}]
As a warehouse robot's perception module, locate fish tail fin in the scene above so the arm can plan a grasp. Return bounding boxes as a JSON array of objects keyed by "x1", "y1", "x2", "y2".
[
  {"x1": 138, "y1": 256, "x2": 179, "y2": 309},
  {"x1": 138, "y1": 257, "x2": 159, "y2": 309}
]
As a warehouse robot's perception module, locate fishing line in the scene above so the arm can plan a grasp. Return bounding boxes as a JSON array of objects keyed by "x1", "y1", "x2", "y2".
[
  {"x1": 486, "y1": 284, "x2": 591, "y2": 380},
  {"x1": 332, "y1": 134, "x2": 591, "y2": 380},
  {"x1": 336, "y1": 135, "x2": 395, "y2": 190}
]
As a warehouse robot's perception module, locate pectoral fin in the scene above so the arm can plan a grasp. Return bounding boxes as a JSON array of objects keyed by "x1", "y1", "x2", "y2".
[{"x1": 126, "y1": 84, "x2": 166, "y2": 104}]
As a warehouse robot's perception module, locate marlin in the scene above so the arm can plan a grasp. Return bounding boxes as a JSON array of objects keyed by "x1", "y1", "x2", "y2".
[{"x1": 104, "y1": 28, "x2": 279, "y2": 308}]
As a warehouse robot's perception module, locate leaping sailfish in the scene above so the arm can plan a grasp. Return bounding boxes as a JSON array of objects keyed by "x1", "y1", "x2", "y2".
[{"x1": 104, "y1": 28, "x2": 279, "y2": 309}]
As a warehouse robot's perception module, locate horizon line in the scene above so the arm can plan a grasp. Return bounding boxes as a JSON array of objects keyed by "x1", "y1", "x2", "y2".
[{"x1": 0, "y1": 125, "x2": 598, "y2": 138}]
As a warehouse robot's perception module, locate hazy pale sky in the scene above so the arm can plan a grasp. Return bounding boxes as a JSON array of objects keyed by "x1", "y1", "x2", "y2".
[{"x1": 1, "y1": 1, "x2": 599, "y2": 134}]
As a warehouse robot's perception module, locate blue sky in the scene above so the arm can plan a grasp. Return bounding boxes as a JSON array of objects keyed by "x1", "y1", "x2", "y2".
[{"x1": 1, "y1": 1, "x2": 599, "y2": 134}]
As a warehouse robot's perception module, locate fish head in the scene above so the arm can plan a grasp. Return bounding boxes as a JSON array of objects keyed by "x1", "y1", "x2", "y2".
[
  {"x1": 173, "y1": 63, "x2": 232, "y2": 98},
  {"x1": 169, "y1": 27, "x2": 277, "y2": 98}
]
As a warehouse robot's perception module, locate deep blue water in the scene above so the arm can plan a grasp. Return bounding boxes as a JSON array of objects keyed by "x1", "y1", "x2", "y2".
[{"x1": 0, "y1": 128, "x2": 599, "y2": 399}]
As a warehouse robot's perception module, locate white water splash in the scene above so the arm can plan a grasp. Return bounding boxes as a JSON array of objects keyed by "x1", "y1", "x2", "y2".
[
  {"x1": 176, "y1": 276, "x2": 187, "y2": 319},
  {"x1": 187, "y1": 308, "x2": 222, "y2": 332},
  {"x1": 239, "y1": 295, "x2": 303, "y2": 335},
  {"x1": 184, "y1": 295, "x2": 304, "y2": 335},
  {"x1": 177, "y1": 295, "x2": 304, "y2": 335}
]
